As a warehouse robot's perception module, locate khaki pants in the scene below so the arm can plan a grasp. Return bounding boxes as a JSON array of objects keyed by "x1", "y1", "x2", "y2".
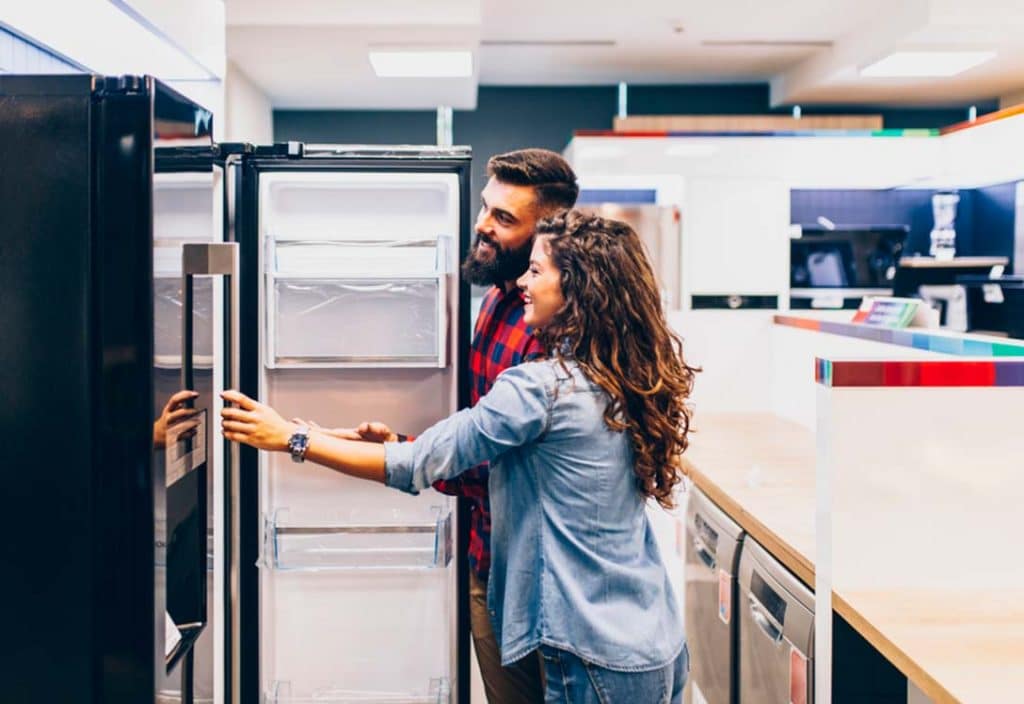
[{"x1": 469, "y1": 569, "x2": 545, "y2": 704}]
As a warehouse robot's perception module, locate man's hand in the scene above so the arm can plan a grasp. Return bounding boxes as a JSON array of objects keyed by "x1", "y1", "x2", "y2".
[
  {"x1": 221, "y1": 390, "x2": 295, "y2": 452},
  {"x1": 289, "y1": 419, "x2": 398, "y2": 443},
  {"x1": 351, "y1": 421, "x2": 399, "y2": 443}
]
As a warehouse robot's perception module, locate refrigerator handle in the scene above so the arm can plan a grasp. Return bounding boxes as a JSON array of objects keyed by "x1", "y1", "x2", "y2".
[{"x1": 183, "y1": 242, "x2": 241, "y2": 704}]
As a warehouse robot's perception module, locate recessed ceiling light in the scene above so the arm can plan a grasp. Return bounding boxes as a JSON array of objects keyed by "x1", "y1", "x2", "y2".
[
  {"x1": 860, "y1": 51, "x2": 996, "y2": 78},
  {"x1": 369, "y1": 51, "x2": 473, "y2": 78}
]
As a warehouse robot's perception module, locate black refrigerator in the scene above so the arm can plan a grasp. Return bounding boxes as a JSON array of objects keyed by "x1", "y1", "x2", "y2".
[
  {"x1": 234, "y1": 143, "x2": 473, "y2": 704},
  {"x1": 0, "y1": 74, "x2": 236, "y2": 704}
]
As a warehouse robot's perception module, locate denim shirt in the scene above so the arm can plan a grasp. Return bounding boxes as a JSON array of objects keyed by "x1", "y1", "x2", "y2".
[{"x1": 385, "y1": 359, "x2": 685, "y2": 671}]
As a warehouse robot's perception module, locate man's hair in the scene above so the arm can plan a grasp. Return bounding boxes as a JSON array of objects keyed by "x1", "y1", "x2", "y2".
[{"x1": 486, "y1": 149, "x2": 579, "y2": 212}]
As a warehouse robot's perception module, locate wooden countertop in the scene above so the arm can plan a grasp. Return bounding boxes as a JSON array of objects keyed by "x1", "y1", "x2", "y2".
[
  {"x1": 682, "y1": 412, "x2": 1024, "y2": 703},
  {"x1": 683, "y1": 412, "x2": 816, "y2": 588}
]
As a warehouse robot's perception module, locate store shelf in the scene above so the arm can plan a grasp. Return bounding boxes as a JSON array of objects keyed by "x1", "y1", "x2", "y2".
[
  {"x1": 266, "y1": 678, "x2": 450, "y2": 704},
  {"x1": 261, "y1": 509, "x2": 452, "y2": 571}
]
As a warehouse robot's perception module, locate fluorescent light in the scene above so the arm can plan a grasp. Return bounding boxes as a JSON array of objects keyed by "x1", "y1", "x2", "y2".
[
  {"x1": 369, "y1": 51, "x2": 473, "y2": 78},
  {"x1": 2, "y1": 1, "x2": 216, "y2": 80},
  {"x1": 860, "y1": 51, "x2": 995, "y2": 78}
]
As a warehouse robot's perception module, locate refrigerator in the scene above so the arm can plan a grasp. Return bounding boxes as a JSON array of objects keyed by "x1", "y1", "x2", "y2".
[
  {"x1": 577, "y1": 202, "x2": 682, "y2": 310},
  {"x1": 234, "y1": 143, "x2": 473, "y2": 704},
  {"x1": 0, "y1": 74, "x2": 234, "y2": 703}
]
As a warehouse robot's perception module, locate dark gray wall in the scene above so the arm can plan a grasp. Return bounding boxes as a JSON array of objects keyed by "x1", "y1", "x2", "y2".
[{"x1": 274, "y1": 83, "x2": 998, "y2": 199}]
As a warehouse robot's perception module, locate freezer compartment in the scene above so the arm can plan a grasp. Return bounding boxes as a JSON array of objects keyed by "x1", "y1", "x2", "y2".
[
  {"x1": 261, "y1": 507, "x2": 453, "y2": 571},
  {"x1": 266, "y1": 236, "x2": 451, "y2": 368},
  {"x1": 684, "y1": 487, "x2": 744, "y2": 704},
  {"x1": 266, "y1": 677, "x2": 450, "y2": 703}
]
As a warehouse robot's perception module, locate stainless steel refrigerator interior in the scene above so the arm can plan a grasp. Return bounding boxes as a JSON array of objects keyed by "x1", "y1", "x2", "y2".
[
  {"x1": 0, "y1": 74, "x2": 232, "y2": 704},
  {"x1": 577, "y1": 202, "x2": 682, "y2": 310},
  {"x1": 737, "y1": 537, "x2": 815, "y2": 704},
  {"x1": 236, "y1": 144, "x2": 473, "y2": 704},
  {"x1": 683, "y1": 488, "x2": 745, "y2": 704}
]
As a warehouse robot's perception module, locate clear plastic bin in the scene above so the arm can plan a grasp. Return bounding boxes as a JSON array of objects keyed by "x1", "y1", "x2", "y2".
[
  {"x1": 266, "y1": 677, "x2": 450, "y2": 704},
  {"x1": 265, "y1": 237, "x2": 450, "y2": 368},
  {"x1": 262, "y1": 508, "x2": 452, "y2": 571}
]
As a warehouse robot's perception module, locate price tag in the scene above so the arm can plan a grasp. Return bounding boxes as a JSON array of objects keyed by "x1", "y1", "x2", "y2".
[
  {"x1": 789, "y1": 646, "x2": 808, "y2": 704},
  {"x1": 718, "y1": 569, "x2": 731, "y2": 624}
]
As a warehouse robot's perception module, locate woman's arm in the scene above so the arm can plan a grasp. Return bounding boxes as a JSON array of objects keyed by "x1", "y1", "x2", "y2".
[
  {"x1": 221, "y1": 362, "x2": 552, "y2": 493},
  {"x1": 221, "y1": 390, "x2": 387, "y2": 483}
]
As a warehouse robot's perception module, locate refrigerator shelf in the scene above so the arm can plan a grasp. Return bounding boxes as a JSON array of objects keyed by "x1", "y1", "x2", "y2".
[
  {"x1": 266, "y1": 677, "x2": 450, "y2": 704},
  {"x1": 265, "y1": 236, "x2": 450, "y2": 369},
  {"x1": 261, "y1": 509, "x2": 453, "y2": 571}
]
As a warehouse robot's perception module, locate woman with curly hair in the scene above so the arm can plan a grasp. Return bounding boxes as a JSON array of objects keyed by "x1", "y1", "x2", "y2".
[{"x1": 222, "y1": 210, "x2": 698, "y2": 703}]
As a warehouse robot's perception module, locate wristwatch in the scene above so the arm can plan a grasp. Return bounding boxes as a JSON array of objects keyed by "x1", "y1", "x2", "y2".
[{"x1": 287, "y1": 425, "x2": 310, "y2": 463}]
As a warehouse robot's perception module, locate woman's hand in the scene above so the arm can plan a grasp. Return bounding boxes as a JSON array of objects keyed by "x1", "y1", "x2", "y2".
[
  {"x1": 153, "y1": 390, "x2": 200, "y2": 449},
  {"x1": 221, "y1": 390, "x2": 295, "y2": 452}
]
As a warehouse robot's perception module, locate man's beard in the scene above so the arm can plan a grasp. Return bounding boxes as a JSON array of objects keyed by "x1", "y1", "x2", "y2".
[{"x1": 461, "y1": 234, "x2": 532, "y2": 287}]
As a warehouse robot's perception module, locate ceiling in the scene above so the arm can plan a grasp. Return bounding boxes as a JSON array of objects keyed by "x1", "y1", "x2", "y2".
[{"x1": 226, "y1": 0, "x2": 1024, "y2": 109}]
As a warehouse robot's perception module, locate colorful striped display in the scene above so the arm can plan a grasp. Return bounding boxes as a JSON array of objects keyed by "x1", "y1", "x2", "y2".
[
  {"x1": 573, "y1": 128, "x2": 939, "y2": 139},
  {"x1": 775, "y1": 315, "x2": 1024, "y2": 358},
  {"x1": 815, "y1": 358, "x2": 1024, "y2": 387}
]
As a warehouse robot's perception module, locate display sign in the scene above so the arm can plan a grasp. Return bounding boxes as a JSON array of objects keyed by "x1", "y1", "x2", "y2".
[{"x1": 851, "y1": 296, "x2": 932, "y2": 328}]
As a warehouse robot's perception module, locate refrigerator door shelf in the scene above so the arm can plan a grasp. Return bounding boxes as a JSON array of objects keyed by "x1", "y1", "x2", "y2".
[
  {"x1": 260, "y1": 509, "x2": 453, "y2": 571},
  {"x1": 153, "y1": 171, "x2": 217, "y2": 243},
  {"x1": 266, "y1": 277, "x2": 447, "y2": 369},
  {"x1": 269, "y1": 236, "x2": 452, "y2": 279},
  {"x1": 267, "y1": 677, "x2": 450, "y2": 704},
  {"x1": 260, "y1": 171, "x2": 459, "y2": 243}
]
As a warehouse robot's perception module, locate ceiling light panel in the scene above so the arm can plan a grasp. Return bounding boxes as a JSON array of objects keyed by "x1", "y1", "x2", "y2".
[
  {"x1": 860, "y1": 51, "x2": 996, "y2": 78},
  {"x1": 369, "y1": 50, "x2": 473, "y2": 78}
]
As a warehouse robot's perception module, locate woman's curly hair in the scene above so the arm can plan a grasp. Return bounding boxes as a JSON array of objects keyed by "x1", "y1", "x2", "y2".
[{"x1": 534, "y1": 210, "x2": 698, "y2": 509}]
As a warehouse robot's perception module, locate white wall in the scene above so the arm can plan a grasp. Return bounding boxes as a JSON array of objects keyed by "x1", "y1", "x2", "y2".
[
  {"x1": 119, "y1": 0, "x2": 226, "y2": 79},
  {"x1": 682, "y1": 177, "x2": 790, "y2": 301},
  {"x1": 225, "y1": 61, "x2": 274, "y2": 145}
]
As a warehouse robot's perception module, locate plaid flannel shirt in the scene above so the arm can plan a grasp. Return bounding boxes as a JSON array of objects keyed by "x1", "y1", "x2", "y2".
[{"x1": 433, "y1": 285, "x2": 543, "y2": 581}]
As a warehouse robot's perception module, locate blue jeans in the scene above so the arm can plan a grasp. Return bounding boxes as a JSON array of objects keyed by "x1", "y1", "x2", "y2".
[{"x1": 540, "y1": 643, "x2": 689, "y2": 704}]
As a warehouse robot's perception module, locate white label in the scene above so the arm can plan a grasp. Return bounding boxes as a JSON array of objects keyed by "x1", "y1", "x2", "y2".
[
  {"x1": 811, "y1": 295, "x2": 844, "y2": 309},
  {"x1": 983, "y1": 284, "x2": 1005, "y2": 304}
]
